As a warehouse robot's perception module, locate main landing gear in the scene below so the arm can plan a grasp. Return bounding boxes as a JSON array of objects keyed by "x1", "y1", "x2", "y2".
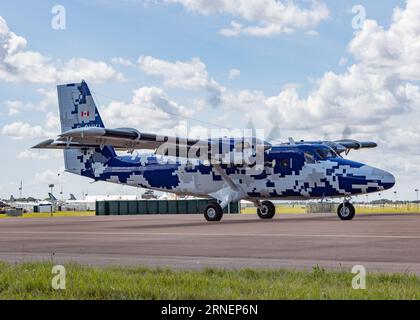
[
  {"x1": 204, "y1": 200, "x2": 277, "y2": 222},
  {"x1": 204, "y1": 203, "x2": 224, "y2": 222},
  {"x1": 257, "y1": 201, "x2": 276, "y2": 219},
  {"x1": 337, "y1": 202, "x2": 355, "y2": 220}
]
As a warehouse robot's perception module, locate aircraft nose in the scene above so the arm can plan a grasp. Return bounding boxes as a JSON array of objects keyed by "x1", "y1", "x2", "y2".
[{"x1": 371, "y1": 168, "x2": 395, "y2": 190}]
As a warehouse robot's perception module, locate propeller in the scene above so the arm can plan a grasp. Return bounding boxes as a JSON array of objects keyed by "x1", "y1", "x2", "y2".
[
  {"x1": 245, "y1": 119, "x2": 282, "y2": 144},
  {"x1": 331, "y1": 124, "x2": 377, "y2": 155}
]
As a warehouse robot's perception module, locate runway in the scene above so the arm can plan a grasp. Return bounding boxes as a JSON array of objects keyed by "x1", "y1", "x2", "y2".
[{"x1": 1, "y1": 213, "x2": 420, "y2": 274}]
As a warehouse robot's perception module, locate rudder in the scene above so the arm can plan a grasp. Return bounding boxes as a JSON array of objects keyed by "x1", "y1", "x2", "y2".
[
  {"x1": 57, "y1": 80, "x2": 105, "y2": 133},
  {"x1": 57, "y1": 81, "x2": 116, "y2": 177}
]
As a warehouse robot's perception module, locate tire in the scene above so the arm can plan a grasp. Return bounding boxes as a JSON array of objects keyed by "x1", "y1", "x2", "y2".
[
  {"x1": 257, "y1": 201, "x2": 276, "y2": 219},
  {"x1": 337, "y1": 202, "x2": 355, "y2": 220},
  {"x1": 204, "y1": 203, "x2": 223, "y2": 222}
]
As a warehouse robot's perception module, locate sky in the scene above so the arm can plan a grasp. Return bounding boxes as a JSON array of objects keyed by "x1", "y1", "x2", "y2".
[{"x1": 0, "y1": 0, "x2": 418, "y2": 201}]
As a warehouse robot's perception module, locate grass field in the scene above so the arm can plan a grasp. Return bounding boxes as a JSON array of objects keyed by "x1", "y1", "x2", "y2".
[
  {"x1": 357, "y1": 204, "x2": 420, "y2": 214},
  {"x1": 0, "y1": 262, "x2": 419, "y2": 299}
]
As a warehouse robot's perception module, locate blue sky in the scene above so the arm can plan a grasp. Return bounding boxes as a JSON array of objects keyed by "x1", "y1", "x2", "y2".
[{"x1": 0, "y1": 0, "x2": 418, "y2": 201}]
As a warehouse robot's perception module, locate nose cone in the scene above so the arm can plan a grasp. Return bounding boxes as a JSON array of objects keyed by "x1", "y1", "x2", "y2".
[{"x1": 371, "y1": 168, "x2": 395, "y2": 191}]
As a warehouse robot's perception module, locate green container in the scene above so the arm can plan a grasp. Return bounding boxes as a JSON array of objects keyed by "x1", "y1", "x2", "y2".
[
  {"x1": 137, "y1": 200, "x2": 148, "y2": 214},
  {"x1": 95, "y1": 199, "x2": 240, "y2": 216},
  {"x1": 187, "y1": 200, "x2": 198, "y2": 214},
  {"x1": 108, "y1": 201, "x2": 119, "y2": 215},
  {"x1": 96, "y1": 201, "x2": 106, "y2": 215},
  {"x1": 177, "y1": 200, "x2": 187, "y2": 214},
  {"x1": 167, "y1": 201, "x2": 177, "y2": 214},
  {"x1": 158, "y1": 201, "x2": 168, "y2": 214},
  {"x1": 119, "y1": 201, "x2": 129, "y2": 215},
  {"x1": 147, "y1": 201, "x2": 158, "y2": 214},
  {"x1": 223, "y1": 205, "x2": 229, "y2": 214},
  {"x1": 197, "y1": 199, "x2": 210, "y2": 213},
  {"x1": 230, "y1": 202, "x2": 239, "y2": 214},
  {"x1": 222, "y1": 202, "x2": 239, "y2": 214},
  {"x1": 128, "y1": 201, "x2": 138, "y2": 215}
]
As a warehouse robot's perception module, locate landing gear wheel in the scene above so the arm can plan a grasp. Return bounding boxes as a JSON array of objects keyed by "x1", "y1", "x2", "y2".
[
  {"x1": 337, "y1": 202, "x2": 355, "y2": 220},
  {"x1": 204, "y1": 203, "x2": 223, "y2": 222},
  {"x1": 257, "y1": 201, "x2": 276, "y2": 219}
]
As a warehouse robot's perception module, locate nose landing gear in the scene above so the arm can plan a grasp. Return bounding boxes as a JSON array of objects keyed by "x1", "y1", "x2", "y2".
[{"x1": 337, "y1": 201, "x2": 355, "y2": 220}]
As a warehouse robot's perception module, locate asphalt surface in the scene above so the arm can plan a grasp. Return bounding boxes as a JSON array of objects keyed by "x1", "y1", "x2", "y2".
[{"x1": 1, "y1": 213, "x2": 420, "y2": 274}]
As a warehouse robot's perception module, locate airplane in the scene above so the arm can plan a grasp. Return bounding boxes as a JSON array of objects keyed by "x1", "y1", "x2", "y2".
[
  {"x1": 33, "y1": 81, "x2": 395, "y2": 222},
  {"x1": 48, "y1": 192, "x2": 58, "y2": 203}
]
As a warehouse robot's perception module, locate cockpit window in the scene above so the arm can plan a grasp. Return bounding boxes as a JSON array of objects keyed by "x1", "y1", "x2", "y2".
[
  {"x1": 315, "y1": 147, "x2": 337, "y2": 159},
  {"x1": 304, "y1": 152, "x2": 316, "y2": 164}
]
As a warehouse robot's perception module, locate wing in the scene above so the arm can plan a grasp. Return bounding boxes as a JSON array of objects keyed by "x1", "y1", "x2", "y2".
[{"x1": 33, "y1": 127, "x2": 272, "y2": 163}]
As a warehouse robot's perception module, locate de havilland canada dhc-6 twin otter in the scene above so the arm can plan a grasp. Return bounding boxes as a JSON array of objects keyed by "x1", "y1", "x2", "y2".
[{"x1": 33, "y1": 81, "x2": 395, "y2": 222}]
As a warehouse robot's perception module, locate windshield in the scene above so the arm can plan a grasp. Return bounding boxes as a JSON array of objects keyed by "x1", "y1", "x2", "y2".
[
  {"x1": 315, "y1": 147, "x2": 337, "y2": 159},
  {"x1": 304, "y1": 151, "x2": 316, "y2": 164}
]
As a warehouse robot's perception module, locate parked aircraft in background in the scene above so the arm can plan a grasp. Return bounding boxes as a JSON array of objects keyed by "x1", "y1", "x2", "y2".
[{"x1": 33, "y1": 81, "x2": 395, "y2": 221}]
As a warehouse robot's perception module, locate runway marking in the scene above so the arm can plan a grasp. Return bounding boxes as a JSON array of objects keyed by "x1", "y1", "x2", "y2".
[{"x1": 1, "y1": 230, "x2": 420, "y2": 240}]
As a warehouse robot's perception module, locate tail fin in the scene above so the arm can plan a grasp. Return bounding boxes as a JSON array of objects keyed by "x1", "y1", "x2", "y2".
[
  {"x1": 57, "y1": 80, "x2": 105, "y2": 133},
  {"x1": 57, "y1": 81, "x2": 116, "y2": 177},
  {"x1": 48, "y1": 193, "x2": 57, "y2": 202},
  {"x1": 69, "y1": 193, "x2": 77, "y2": 201}
]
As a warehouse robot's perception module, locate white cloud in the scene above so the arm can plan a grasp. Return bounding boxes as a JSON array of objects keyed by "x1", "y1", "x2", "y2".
[
  {"x1": 167, "y1": 0, "x2": 330, "y2": 37},
  {"x1": 0, "y1": 16, "x2": 124, "y2": 84},
  {"x1": 56, "y1": 58, "x2": 125, "y2": 83},
  {"x1": 17, "y1": 150, "x2": 50, "y2": 160},
  {"x1": 17, "y1": 149, "x2": 62, "y2": 160},
  {"x1": 348, "y1": 1, "x2": 420, "y2": 82},
  {"x1": 102, "y1": 86, "x2": 193, "y2": 131},
  {"x1": 222, "y1": 0, "x2": 420, "y2": 138},
  {"x1": 2, "y1": 108, "x2": 60, "y2": 140},
  {"x1": 338, "y1": 57, "x2": 348, "y2": 66},
  {"x1": 1, "y1": 122, "x2": 55, "y2": 140},
  {"x1": 139, "y1": 56, "x2": 208, "y2": 89},
  {"x1": 138, "y1": 55, "x2": 224, "y2": 106},
  {"x1": 1, "y1": 87, "x2": 56, "y2": 115},
  {"x1": 228, "y1": 68, "x2": 240, "y2": 80},
  {"x1": 45, "y1": 112, "x2": 60, "y2": 131},
  {"x1": 32, "y1": 169, "x2": 63, "y2": 185},
  {"x1": 111, "y1": 57, "x2": 135, "y2": 67},
  {"x1": 3, "y1": 100, "x2": 24, "y2": 115}
]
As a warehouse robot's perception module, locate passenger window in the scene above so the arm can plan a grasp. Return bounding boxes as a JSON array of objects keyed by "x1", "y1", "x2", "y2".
[
  {"x1": 304, "y1": 152, "x2": 316, "y2": 164},
  {"x1": 280, "y1": 159, "x2": 289, "y2": 168}
]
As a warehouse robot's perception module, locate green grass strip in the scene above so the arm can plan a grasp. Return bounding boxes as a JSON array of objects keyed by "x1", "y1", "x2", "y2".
[{"x1": 0, "y1": 262, "x2": 419, "y2": 300}]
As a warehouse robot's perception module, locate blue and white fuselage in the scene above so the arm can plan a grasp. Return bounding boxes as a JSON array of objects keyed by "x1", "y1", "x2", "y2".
[{"x1": 73, "y1": 144, "x2": 394, "y2": 201}]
